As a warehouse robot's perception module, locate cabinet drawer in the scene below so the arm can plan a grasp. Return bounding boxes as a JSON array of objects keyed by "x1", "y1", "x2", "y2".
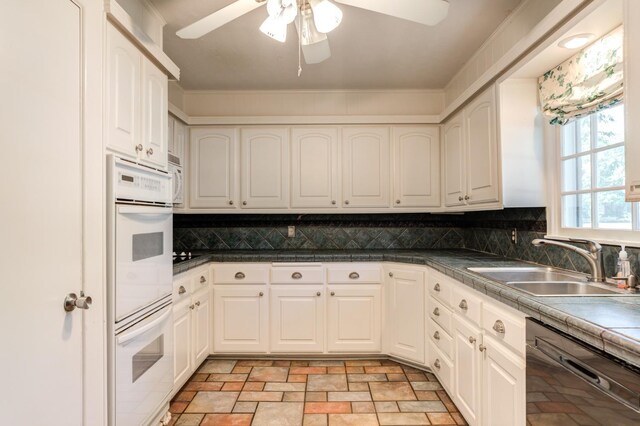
[
  {"x1": 327, "y1": 264, "x2": 382, "y2": 284},
  {"x1": 190, "y1": 266, "x2": 210, "y2": 293},
  {"x1": 213, "y1": 264, "x2": 269, "y2": 284},
  {"x1": 482, "y1": 302, "x2": 526, "y2": 356},
  {"x1": 452, "y1": 285, "x2": 482, "y2": 326},
  {"x1": 429, "y1": 318, "x2": 453, "y2": 360},
  {"x1": 428, "y1": 270, "x2": 453, "y2": 307},
  {"x1": 271, "y1": 266, "x2": 324, "y2": 284},
  {"x1": 429, "y1": 342, "x2": 453, "y2": 394},
  {"x1": 429, "y1": 296, "x2": 453, "y2": 335}
]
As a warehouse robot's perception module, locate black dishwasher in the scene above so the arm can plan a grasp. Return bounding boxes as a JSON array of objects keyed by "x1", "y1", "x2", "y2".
[{"x1": 526, "y1": 318, "x2": 640, "y2": 425}]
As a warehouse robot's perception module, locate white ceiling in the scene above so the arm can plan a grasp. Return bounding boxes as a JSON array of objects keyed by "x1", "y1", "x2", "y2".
[{"x1": 150, "y1": 0, "x2": 524, "y2": 90}]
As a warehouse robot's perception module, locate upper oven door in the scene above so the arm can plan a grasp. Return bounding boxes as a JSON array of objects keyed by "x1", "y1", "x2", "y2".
[{"x1": 115, "y1": 204, "x2": 173, "y2": 322}]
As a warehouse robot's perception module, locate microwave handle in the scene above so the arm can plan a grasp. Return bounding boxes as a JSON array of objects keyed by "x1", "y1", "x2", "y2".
[
  {"x1": 117, "y1": 308, "x2": 171, "y2": 345},
  {"x1": 117, "y1": 206, "x2": 172, "y2": 216}
]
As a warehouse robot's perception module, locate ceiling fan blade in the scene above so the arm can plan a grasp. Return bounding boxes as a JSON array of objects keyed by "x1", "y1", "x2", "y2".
[
  {"x1": 176, "y1": 0, "x2": 265, "y2": 39},
  {"x1": 301, "y1": 39, "x2": 331, "y2": 64},
  {"x1": 335, "y1": 0, "x2": 449, "y2": 26}
]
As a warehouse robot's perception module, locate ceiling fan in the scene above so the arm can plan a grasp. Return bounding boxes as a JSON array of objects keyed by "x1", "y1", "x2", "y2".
[{"x1": 176, "y1": 0, "x2": 450, "y2": 66}]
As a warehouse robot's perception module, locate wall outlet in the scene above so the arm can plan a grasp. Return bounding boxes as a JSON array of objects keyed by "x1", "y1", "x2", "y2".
[
  {"x1": 511, "y1": 229, "x2": 517, "y2": 244},
  {"x1": 288, "y1": 226, "x2": 296, "y2": 238}
]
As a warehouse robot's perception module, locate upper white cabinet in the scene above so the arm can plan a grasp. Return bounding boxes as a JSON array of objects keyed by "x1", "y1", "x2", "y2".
[
  {"x1": 443, "y1": 113, "x2": 466, "y2": 207},
  {"x1": 387, "y1": 267, "x2": 425, "y2": 364},
  {"x1": 168, "y1": 115, "x2": 186, "y2": 166},
  {"x1": 241, "y1": 128, "x2": 290, "y2": 209},
  {"x1": 106, "y1": 24, "x2": 168, "y2": 170},
  {"x1": 190, "y1": 128, "x2": 239, "y2": 209},
  {"x1": 291, "y1": 127, "x2": 339, "y2": 208},
  {"x1": 342, "y1": 127, "x2": 391, "y2": 208},
  {"x1": 393, "y1": 126, "x2": 440, "y2": 207}
]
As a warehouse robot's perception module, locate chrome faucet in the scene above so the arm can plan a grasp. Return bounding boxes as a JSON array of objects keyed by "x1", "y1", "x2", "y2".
[{"x1": 531, "y1": 238, "x2": 606, "y2": 282}]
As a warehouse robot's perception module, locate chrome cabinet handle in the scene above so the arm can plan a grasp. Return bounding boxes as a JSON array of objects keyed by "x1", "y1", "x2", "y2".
[
  {"x1": 434, "y1": 359, "x2": 441, "y2": 370},
  {"x1": 242, "y1": 201, "x2": 247, "y2": 206},
  {"x1": 331, "y1": 200, "x2": 336, "y2": 205},
  {"x1": 349, "y1": 272, "x2": 360, "y2": 279},
  {"x1": 195, "y1": 301, "x2": 201, "y2": 307},
  {"x1": 459, "y1": 299, "x2": 468, "y2": 310},
  {"x1": 389, "y1": 272, "x2": 393, "y2": 277},
  {"x1": 344, "y1": 200, "x2": 350, "y2": 205},
  {"x1": 291, "y1": 272, "x2": 303, "y2": 280},
  {"x1": 469, "y1": 336, "x2": 476, "y2": 344},
  {"x1": 465, "y1": 195, "x2": 470, "y2": 201},
  {"x1": 235, "y1": 272, "x2": 245, "y2": 279},
  {"x1": 228, "y1": 200, "x2": 234, "y2": 205},
  {"x1": 64, "y1": 291, "x2": 92, "y2": 312},
  {"x1": 493, "y1": 320, "x2": 506, "y2": 334},
  {"x1": 479, "y1": 344, "x2": 487, "y2": 352},
  {"x1": 396, "y1": 200, "x2": 401, "y2": 204},
  {"x1": 147, "y1": 148, "x2": 153, "y2": 156},
  {"x1": 433, "y1": 307, "x2": 440, "y2": 316},
  {"x1": 458, "y1": 196, "x2": 463, "y2": 202},
  {"x1": 189, "y1": 304, "x2": 195, "y2": 310},
  {"x1": 434, "y1": 283, "x2": 441, "y2": 292},
  {"x1": 200, "y1": 276, "x2": 207, "y2": 284},
  {"x1": 316, "y1": 292, "x2": 321, "y2": 297},
  {"x1": 259, "y1": 292, "x2": 264, "y2": 297},
  {"x1": 135, "y1": 144, "x2": 144, "y2": 153},
  {"x1": 433, "y1": 331, "x2": 440, "y2": 341},
  {"x1": 330, "y1": 291, "x2": 335, "y2": 296},
  {"x1": 178, "y1": 286, "x2": 186, "y2": 295}
]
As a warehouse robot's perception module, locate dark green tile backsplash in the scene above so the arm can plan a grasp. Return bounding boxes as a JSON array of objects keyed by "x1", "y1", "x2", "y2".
[{"x1": 174, "y1": 207, "x2": 638, "y2": 277}]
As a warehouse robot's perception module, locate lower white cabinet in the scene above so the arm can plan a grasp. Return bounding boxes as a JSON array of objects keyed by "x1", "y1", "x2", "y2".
[
  {"x1": 172, "y1": 299, "x2": 192, "y2": 388},
  {"x1": 327, "y1": 286, "x2": 381, "y2": 352},
  {"x1": 213, "y1": 286, "x2": 269, "y2": 353},
  {"x1": 453, "y1": 315, "x2": 483, "y2": 426},
  {"x1": 387, "y1": 267, "x2": 425, "y2": 364},
  {"x1": 270, "y1": 286, "x2": 325, "y2": 353},
  {"x1": 192, "y1": 289, "x2": 210, "y2": 367}
]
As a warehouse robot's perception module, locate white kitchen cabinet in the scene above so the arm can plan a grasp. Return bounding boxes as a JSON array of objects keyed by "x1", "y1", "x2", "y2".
[
  {"x1": 213, "y1": 286, "x2": 269, "y2": 353},
  {"x1": 342, "y1": 127, "x2": 391, "y2": 208},
  {"x1": 443, "y1": 113, "x2": 466, "y2": 207},
  {"x1": 291, "y1": 127, "x2": 339, "y2": 208},
  {"x1": 393, "y1": 127, "x2": 440, "y2": 207},
  {"x1": 172, "y1": 299, "x2": 192, "y2": 389},
  {"x1": 327, "y1": 286, "x2": 381, "y2": 352},
  {"x1": 387, "y1": 268, "x2": 425, "y2": 363},
  {"x1": 482, "y1": 334, "x2": 526, "y2": 426},
  {"x1": 190, "y1": 128, "x2": 239, "y2": 209},
  {"x1": 270, "y1": 286, "x2": 325, "y2": 353},
  {"x1": 453, "y1": 315, "x2": 482, "y2": 426},
  {"x1": 192, "y1": 288, "x2": 210, "y2": 367},
  {"x1": 106, "y1": 24, "x2": 168, "y2": 169},
  {"x1": 241, "y1": 128, "x2": 290, "y2": 209},
  {"x1": 168, "y1": 115, "x2": 186, "y2": 166}
]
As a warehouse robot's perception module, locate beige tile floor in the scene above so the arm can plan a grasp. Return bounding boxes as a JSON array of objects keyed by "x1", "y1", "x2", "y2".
[{"x1": 169, "y1": 359, "x2": 467, "y2": 426}]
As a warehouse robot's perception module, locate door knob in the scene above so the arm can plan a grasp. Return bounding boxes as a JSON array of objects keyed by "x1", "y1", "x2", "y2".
[
  {"x1": 316, "y1": 292, "x2": 321, "y2": 297},
  {"x1": 330, "y1": 291, "x2": 335, "y2": 296},
  {"x1": 64, "y1": 291, "x2": 92, "y2": 312},
  {"x1": 464, "y1": 195, "x2": 470, "y2": 201},
  {"x1": 344, "y1": 200, "x2": 350, "y2": 205},
  {"x1": 458, "y1": 196, "x2": 463, "y2": 202},
  {"x1": 135, "y1": 144, "x2": 143, "y2": 153},
  {"x1": 146, "y1": 148, "x2": 154, "y2": 156},
  {"x1": 396, "y1": 200, "x2": 401, "y2": 204},
  {"x1": 229, "y1": 200, "x2": 234, "y2": 205}
]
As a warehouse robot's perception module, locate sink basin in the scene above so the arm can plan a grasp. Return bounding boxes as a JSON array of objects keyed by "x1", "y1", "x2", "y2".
[
  {"x1": 467, "y1": 267, "x2": 584, "y2": 283},
  {"x1": 507, "y1": 281, "x2": 620, "y2": 296}
]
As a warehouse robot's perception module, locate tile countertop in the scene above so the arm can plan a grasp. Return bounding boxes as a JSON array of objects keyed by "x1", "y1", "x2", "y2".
[{"x1": 173, "y1": 249, "x2": 640, "y2": 369}]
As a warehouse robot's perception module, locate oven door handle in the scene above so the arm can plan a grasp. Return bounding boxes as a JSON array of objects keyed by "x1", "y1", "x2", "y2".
[
  {"x1": 118, "y1": 205, "x2": 172, "y2": 216},
  {"x1": 117, "y1": 308, "x2": 171, "y2": 345}
]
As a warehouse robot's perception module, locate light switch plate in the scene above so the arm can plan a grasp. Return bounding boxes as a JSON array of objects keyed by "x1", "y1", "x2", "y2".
[{"x1": 288, "y1": 226, "x2": 296, "y2": 238}]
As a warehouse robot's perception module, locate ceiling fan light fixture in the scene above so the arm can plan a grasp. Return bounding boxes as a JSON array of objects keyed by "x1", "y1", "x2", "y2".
[
  {"x1": 266, "y1": 0, "x2": 298, "y2": 24},
  {"x1": 308, "y1": 0, "x2": 342, "y2": 33},
  {"x1": 260, "y1": 15, "x2": 288, "y2": 42},
  {"x1": 296, "y1": 5, "x2": 328, "y2": 46}
]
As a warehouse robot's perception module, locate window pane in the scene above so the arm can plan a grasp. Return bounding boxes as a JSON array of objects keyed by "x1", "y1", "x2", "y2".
[
  {"x1": 561, "y1": 122, "x2": 576, "y2": 157},
  {"x1": 561, "y1": 155, "x2": 591, "y2": 192},
  {"x1": 562, "y1": 194, "x2": 592, "y2": 228},
  {"x1": 596, "y1": 146, "x2": 625, "y2": 188},
  {"x1": 596, "y1": 190, "x2": 631, "y2": 229},
  {"x1": 597, "y1": 105, "x2": 624, "y2": 148},
  {"x1": 577, "y1": 116, "x2": 591, "y2": 153}
]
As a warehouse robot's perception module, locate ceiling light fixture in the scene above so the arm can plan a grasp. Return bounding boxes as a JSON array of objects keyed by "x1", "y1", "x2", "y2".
[
  {"x1": 308, "y1": 0, "x2": 343, "y2": 33},
  {"x1": 295, "y1": 4, "x2": 331, "y2": 65},
  {"x1": 260, "y1": 15, "x2": 288, "y2": 42},
  {"x1": 558, "y1": 33, "x2": 595, "y2": 49}
]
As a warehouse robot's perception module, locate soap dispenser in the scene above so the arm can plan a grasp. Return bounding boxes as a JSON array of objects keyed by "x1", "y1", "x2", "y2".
[{"x1": 616, "y1": 245, "x2": 631, "y2": 287}]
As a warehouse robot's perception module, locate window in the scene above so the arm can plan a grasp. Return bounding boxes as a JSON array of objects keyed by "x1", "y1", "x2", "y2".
[{"x1": 559, "y1": 104, "x2": 638, "y2": 232}]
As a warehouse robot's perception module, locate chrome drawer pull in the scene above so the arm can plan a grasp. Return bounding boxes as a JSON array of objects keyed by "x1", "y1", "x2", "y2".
[
  {"x1": 349, "y1": 272, "x2": 360, "y2": 279},
  {"x1": 493, "y1": 320, "x2": 506, "y2": 334},
  {"x1": 259, "y1": 292, "x2": 264, "y2": 297},
  {"x1": 330, "y1": 291, "x2": 335, "y2": 296},
  {"x1": 479, "y1": 344, "x2": 487, "y2": 352},
  {"x1": 189, "y1": 304, "x2": 195, "y2": 310},
  {"x1": 178, "y1": 286, "x2": 186, "y2": 295},
  {"x1": 195, "y1": 301, "x2": 201, "y2": 307},
  {"x1": 235, "y1": 272, "x2": 246, "y2": 279},
  {"x1": 316, "y1": 292, "x2": 321, "y2": 297},
  {"x1": 433, "y1": 331, "x2": 440, "y2": 341},
  {"x1": 459, "y1": 299, "x2": 468, "y2": 310},
  {"x1": 292, "y1": 272, "x2": 303, "y2": 280},
  {"x1": 434, "y1": 359, "x2": 441, "y2": 370},
  {"x1": 389, "y1": 272, "x2": 393, "y2": 277},
  {"x1": 433, "y1": 307, "x2": 440, "y2": 316},
  {"x1": 434, "y1": 283, "x2": 441, "y2": 292},
  {"x1": 469, "y1": 336, "x2": 476, "y2": 344},
  {"x1": 200, "y1": 276, "x2": 207, "y2": 284}
]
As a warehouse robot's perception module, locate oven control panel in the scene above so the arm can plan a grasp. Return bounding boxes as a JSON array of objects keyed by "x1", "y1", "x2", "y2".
[{"x1": 110, "y1": 156, "x2": 172, "y2": 204}]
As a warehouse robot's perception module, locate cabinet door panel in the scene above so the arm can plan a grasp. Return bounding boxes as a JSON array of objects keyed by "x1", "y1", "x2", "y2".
[
  {"x1": 291, "y1": 127, "x2": 339, "y2": 208},
  {"x1": 213, "y1": 286, "x2": 268, "y2": 353},
  {"x1": 106, "y1": 25, "x2": 140, "y2": 159},
  {"x1": 393, "y1": 127, "x2": 440, "y2": 207},
  {"x1": 193, "y1": 290, "x2": 211, "y2": 366},
  {"x1": 453, "y1": 316, "x2": 482, "y2": 426},
  {"x1": 270, "y1": 286, "x2": 324, "y2": 353},
  {"x1": 465, "y1": 88, "x2": 499, "y2": 205},
  {"x1": 443, "y1": 113, "x2": 466, "y2": 207},
  {"x1": 173, "y1": 302, "x2": 192, "y2": 388},
  {"x1": 241, "y1": 128, "x2": 290, "y2": 209},
  {"x1": 141, "y1": 56, "x2": 168, "y2": 169},
  {"x1": 342, "y1": 127, "x2": 390, "y2": 208},
  {"x1": 327, "y1": 286, "x2": 381, "y2": 352},
  {"x1": 172, "y1": 119, "x2": 186, "y2": 165},
  {"x1": 388, "y1": 269, "x2": 425, "y2": 363},
  {"x1": 190, "y1": 128, "x2": 238, "y2": 208}
]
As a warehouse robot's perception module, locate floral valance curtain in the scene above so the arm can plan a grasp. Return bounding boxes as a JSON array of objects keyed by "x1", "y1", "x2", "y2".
[{"x1": 539, "y1": 26, "x2": 623, "y2": 125}]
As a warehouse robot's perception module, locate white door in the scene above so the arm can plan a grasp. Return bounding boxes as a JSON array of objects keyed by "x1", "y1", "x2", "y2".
[
  {"x1": 465, "y1": 87, "x2": 500, "y2": 205},
  {"x1": 482, "y1": 335, "x2": 526, "y2": 426},
  {"x1": 106, "y1": 23, "x2": 141, "y2": 160},
  {"x1": 141, "y1": 56, "x2": 168, "y2": 169},
  {"x1": 327, "y1": 286, "x2": 381, "y2": 352},
  {"x1": 0, "y1": 0, "x2": 88, "y2": 423},
  {"x1": 388, "y1": 269, "x2": 425, "y2": 363},
  {"x1": 241, "y1": 128, "x2": 290, "y2": 209},
  {"x1": 190, "y1": 128, "x2": 239, "y2": 209},
  {"x1": 173, "y1": 301, "x2": 192, "y2": 388},
  {"x1": 443, "y1": 113, "x2": 466, "y2": 207},
  {"x1": 192, "y1": 289, "x2": 211, "y2": 367},
  {"x1": 453, "y1": 316, "x2": 482, "y2": 426},
  {"x1": 393, "y1": 126, "x2": 440, "y2": 207},
  {"x1": 213, "y1": 286, "x2": 268, "y2": 353},
  {"x1": 342, "y1": 127, "x2": 391, "y2": 208},
  {"x1": 270, "y1": 286, "x2": 325, "y2": 353},
  {"x1": 291, "y1": 127, "x2": 339, "y2": 208}
]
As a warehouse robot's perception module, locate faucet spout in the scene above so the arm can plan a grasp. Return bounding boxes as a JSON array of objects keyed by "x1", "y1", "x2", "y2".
[{"x1": 531, "y1": 238, "x2": 606, "y2": 282}]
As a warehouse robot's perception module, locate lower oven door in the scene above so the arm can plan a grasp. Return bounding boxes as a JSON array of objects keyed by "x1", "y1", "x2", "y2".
[{"x1": 115, "y1": 303, "x2": 173, "y2": 426}]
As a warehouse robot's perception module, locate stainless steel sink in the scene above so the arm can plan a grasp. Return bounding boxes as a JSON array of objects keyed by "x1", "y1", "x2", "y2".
[
  {"x1": 467, "y1": 267, "x2": 584, "y2": 283},
  {"x1": 507, "y1": 281, "x2": 620, "y2": 296}
]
